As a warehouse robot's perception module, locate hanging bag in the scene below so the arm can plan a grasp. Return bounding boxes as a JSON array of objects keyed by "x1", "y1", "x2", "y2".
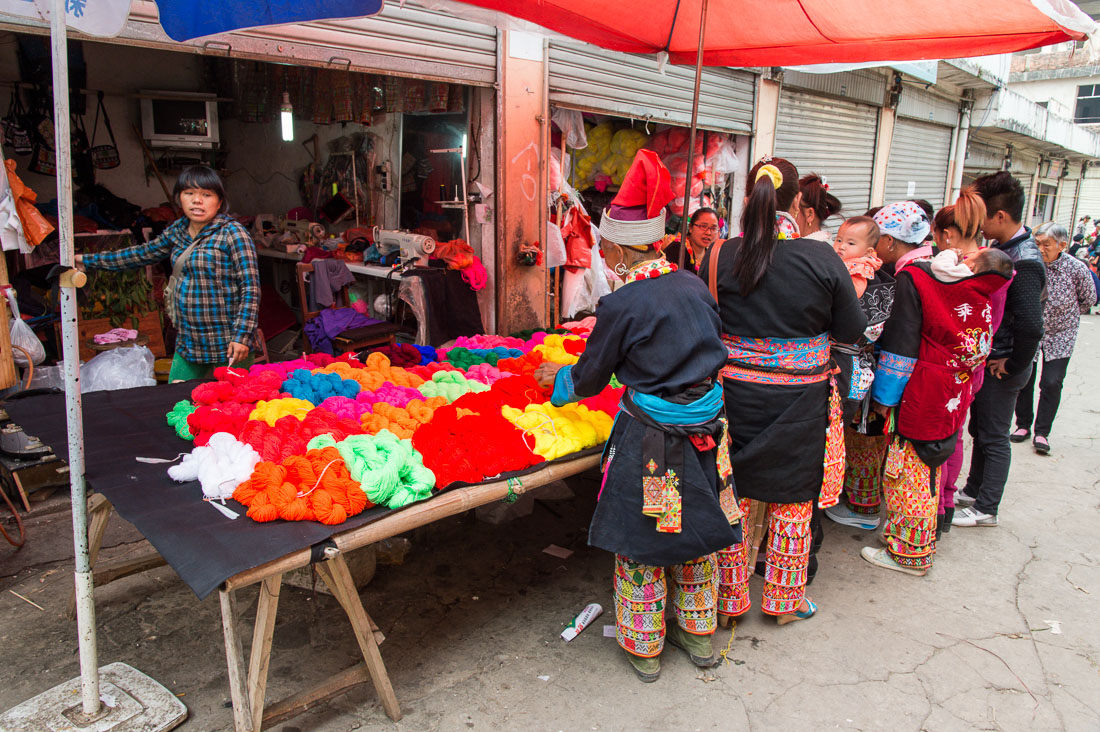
[
  {"x1": 2, "y1": 91, "x2": 33, "y2": 154},
  {"x1": 27, "y1": 93, "x2": 55, "y2": 176},
  {"x1": 89, "y1": 91, "x2": 120, "y2": 170}
]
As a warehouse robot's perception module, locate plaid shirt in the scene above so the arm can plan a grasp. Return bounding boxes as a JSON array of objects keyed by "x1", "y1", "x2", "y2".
[{"x1": 84, "y1": 215, "x2": 259, "y2": 364}]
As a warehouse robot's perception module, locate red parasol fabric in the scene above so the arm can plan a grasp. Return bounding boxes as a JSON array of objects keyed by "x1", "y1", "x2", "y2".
[{"x1": 458, "y1": 0, "x2": 1091, "y2": 66}]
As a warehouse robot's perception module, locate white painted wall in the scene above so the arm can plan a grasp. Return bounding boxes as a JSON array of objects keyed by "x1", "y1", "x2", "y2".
[{"x1": 1012, "y1": 76, "x2": 1089, "y2": 119}]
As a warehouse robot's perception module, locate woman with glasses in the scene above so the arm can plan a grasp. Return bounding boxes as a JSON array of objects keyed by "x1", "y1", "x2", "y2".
[{"x1": 662, "y1": 207, "x2": 722, "y2": 275}]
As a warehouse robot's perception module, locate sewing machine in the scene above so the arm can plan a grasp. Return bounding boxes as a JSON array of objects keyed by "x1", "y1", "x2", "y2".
[{"x1": 372, "y1": 227, "x2": 437, "y2": 267}]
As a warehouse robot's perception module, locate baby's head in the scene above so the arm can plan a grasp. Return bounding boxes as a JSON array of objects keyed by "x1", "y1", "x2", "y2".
[
  {"x1": 834, "y1": 216, "x2": 880, "y2": 260},
  {"x1": 966, "y1": 248, "x2": 1013, "y2": 277}
]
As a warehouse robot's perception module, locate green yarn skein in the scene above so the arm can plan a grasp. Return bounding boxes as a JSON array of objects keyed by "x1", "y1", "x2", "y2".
[
  {"x1": 416, "y1": 370, "x2": 489, "y2": 403},
  {"x1": 308, "y1": 430, "x2": 435, "y2": 509},
  {"x1": 166, "y1": 400, "x2": 197, "y2": 440}
]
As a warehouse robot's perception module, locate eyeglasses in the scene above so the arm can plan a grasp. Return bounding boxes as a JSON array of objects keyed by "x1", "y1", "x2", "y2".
[{"x1": 692, "y1": 224, "x2": 720, "y2": 233}]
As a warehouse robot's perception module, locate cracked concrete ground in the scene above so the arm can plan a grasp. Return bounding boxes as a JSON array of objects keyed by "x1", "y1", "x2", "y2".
[{"x1": 1, "y1": 320, "x2": 1098, "y2": 732}]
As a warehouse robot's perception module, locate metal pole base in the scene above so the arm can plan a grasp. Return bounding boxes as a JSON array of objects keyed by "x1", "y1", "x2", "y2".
[{"x1": 0, "y1": 663, "x2": 187, "y2": 732}]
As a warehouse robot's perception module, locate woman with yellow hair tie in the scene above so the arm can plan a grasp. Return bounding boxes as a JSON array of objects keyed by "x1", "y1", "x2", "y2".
[{"x1": 699, "y1": 157, "x2": 867, "y2": 626}]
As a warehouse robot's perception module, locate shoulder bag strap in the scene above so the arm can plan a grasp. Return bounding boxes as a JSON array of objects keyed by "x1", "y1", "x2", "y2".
[
  {"x1": 173, "y1": 237, "x2": 201, "y2": 278},
  {"x1": 707, "y1": 238, "x2": 726, "y2": 308}
]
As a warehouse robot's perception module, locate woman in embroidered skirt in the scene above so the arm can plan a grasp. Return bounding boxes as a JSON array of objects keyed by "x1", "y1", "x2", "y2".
[
  {"x1": 536, "y1": 150, "x2": 739, "y2": 682},
  {"x1": 699, "y1": 157, "x2": 866, "y2": 624}
]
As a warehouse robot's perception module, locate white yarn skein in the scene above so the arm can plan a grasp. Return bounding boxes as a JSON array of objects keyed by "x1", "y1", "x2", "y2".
[{"x1": 168, "y1": 432, "x2": 262, "y2": 500}]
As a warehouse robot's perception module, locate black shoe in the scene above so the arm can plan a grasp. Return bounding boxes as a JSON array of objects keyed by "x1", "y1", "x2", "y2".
[
  {"x1": 1010, "y1": 427, "x2": 1030, "y2": 443},
  {"x1": 1034, "y1": 435, "x2": 1051, "y2": 455},
  {"x1": 941, "y1": 507, "x2": 954, "y2": 534}
]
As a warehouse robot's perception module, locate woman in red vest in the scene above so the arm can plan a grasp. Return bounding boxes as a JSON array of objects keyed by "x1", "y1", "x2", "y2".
[{"x1": 862, "y1": 215, "x2": 1012, "y2": 576}]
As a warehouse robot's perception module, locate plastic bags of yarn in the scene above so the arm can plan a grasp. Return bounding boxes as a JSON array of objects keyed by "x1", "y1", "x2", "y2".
[{"x1": 81, "y1": 345, "x2": 156, "y2": 393}]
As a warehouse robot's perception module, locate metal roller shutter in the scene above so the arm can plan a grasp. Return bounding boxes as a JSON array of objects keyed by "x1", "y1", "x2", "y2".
[
  {"x1": 774, "y1": 90, "x2": 878, "y2": 217},
  {"x1": 884, "y1": 118, "x2": 953, "y2": 209},
  {"x1": 1076, "y1": 169, "x2": 1100, "y2": 223},
  {"x1": 1, "y1": 0, "x2": 500, "y2": 85},
  {"x1": 1054, "y1": 179, "x2": 1079, "y2": 229},
  {"x1": 547, "y1": 42, "x2": 755, "y2": 133}
]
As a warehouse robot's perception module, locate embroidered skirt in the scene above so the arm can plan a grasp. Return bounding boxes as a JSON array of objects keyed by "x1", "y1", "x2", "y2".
[{"x1": 588, "y1": 412, "x2": 741, "y2": 567}]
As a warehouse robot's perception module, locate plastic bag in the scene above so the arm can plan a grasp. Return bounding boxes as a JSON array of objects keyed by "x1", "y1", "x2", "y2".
[
  {"x1": 551, "y1": 108, "x2": 588, "y2": 150},
  {"x1": 561, "y1": 242, "x2": 611, "y2": 318},
  {"x1": 26, "y1": 363, "x2": 64, "y2": 390},
  {"x1": 6, "y1": 289, "x2": 44, "y2": 367},
  {"x1": 81, "y1": 345, "x2": 156, "y2": 393},
  {"x1": 546, "y1": 221, "x2": 568, "y2": 269}
]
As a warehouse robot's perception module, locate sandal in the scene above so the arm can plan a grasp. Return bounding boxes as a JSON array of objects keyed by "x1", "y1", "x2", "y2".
[
  {"x1": 776, "y1": 597, "x2": 817, "y2": 625},
  {"x1": 1033, "y1": 435, "x2": 1051, "y2": 455}
]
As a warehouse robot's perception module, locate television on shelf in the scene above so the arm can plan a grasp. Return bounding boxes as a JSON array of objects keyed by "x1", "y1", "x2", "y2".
[{"x1": 139, "y1": 91, "x2": 219, "y2": 149}]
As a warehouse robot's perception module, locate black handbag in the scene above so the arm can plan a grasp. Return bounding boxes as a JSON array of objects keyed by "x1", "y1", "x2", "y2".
[
  {"x1": 89, "y1": 91, "x2": 119, "y2": 170},
  {"x1": 2, "y1": 91, "x2": 32, "y2": 154}
]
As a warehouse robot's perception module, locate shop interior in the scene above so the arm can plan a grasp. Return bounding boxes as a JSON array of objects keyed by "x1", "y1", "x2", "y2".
[
  {"x1": 0, "y1": 32, "x2": 494, "y2": 380},
  {"x1": 546, "y1": 105, "x2": 744, "y2": 322}
]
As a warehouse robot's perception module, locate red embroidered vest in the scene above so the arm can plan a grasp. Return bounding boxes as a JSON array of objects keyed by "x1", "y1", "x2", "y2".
[{"x1": 897, "y1": 266, "x2": 1010, "y2": 441}]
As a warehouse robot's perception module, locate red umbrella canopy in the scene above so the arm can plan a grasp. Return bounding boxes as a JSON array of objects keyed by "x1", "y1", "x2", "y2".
[{"x1": 460, "y1": 0, "x2": 1090, "y2": 66}]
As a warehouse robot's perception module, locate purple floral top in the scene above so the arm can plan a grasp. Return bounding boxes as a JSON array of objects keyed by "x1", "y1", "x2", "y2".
[{"x1": 1039, "y1": 253, "x2": 1097, "y2": 361}]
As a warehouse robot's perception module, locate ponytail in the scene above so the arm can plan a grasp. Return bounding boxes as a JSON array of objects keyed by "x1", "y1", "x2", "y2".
[
  {"x1": 953, "y1": 187, "x2": 986, "y2": 240},
  {"x1": 734, "y1": 158, "x2": 799, "y2": 294},
  {"x1": 933, "y1": 186, "x2": 987, "y2": 241}
]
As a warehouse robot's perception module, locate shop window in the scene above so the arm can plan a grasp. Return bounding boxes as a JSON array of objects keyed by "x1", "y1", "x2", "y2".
[
  {"x1": 1074, "y1": 84, "x2": 1100, "y2": 124},
  {"x1": 1033, "y1": 183, "x2": 1057, "y2": 224}
]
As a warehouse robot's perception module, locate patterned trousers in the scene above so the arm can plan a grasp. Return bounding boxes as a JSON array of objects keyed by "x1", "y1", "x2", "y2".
[
  {"x1": 614, "y1": 554, "x2": 717, "y2": 658},
  {"x1": 843, "y1": 429, "x2": 888, "y2": 515},
  {"x1": 883, "y1": 439, "x2": 939, "y2": 571},
  {"x1": 716, "y1": 498, "x2": 814, "y2": 617}
]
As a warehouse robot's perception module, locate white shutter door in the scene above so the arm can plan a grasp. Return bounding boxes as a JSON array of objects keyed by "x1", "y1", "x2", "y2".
[
  {"x1": 884, "y1": 118, "x2": 953, "y2": 209},
  {"x1": 774, "y1": 90, "x2": 879, "y2": 217}
]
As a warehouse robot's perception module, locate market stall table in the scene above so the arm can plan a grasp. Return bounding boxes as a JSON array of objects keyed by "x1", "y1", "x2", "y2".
[{"x1": 2, "y1": 384, "x2": 601, "y2": 731}]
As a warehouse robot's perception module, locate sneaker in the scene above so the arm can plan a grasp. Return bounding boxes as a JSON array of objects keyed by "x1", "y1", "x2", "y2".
[
  {"x1": 824, "y1": 503, "x2": 880, "y2": 530},
  {"x1": 1033, "y1": 435, "x2": 1051, "y2": 455},
  {"x1": 1010, "y1": 427, "x2": 1031, "y2": 443},
  {"x1": 952, "y1": 506, "x2": 997, "y2": 527},
  {"x1": 860, "y1": 546, "x2": 927, "y2": 576},
  {"x1": 954, "y1": 489, "x2": 977, "y2": 508}
]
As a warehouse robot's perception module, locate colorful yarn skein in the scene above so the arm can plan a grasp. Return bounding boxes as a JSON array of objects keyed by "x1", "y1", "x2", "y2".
[
  {"x1": 168, "y1": 432, "x2": 261, "y2": 500},
  {"x1": 417, "y1": 371, "x2": 490, "y2": 403},
  {"x1": 233, "y1": 446, "x2": 370, "y2": 524},
  {"x1": 412, "y1": 410, "x2": 543, "y2": 489},
  {"x1": 360, "y1": 397, "x2": 446, "y2": 439},
  {"x1": 249, "y1": 398, "x2": 316, "y2": 426},
  {"x1": 309, "y1": 431, "x2": 435, "y2": 509},
  {"x1": 281, "y1": 368, "x2": 361, "y2": 405},
  {"x1": 166, "y1": 400, "x2": 197, "y2": 440},
  {"x1": 501, "y1": 402, "x2": 613, "y2": 460}
]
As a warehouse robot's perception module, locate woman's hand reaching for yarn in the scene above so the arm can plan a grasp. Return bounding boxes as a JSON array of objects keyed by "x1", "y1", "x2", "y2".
[{"x1": 534, "y1": 362, "x2": 563, "y2": 389}]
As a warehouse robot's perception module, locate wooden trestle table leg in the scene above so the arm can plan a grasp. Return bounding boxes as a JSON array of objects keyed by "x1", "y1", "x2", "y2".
[{"x1": 315, "y1": 553, "x2": 402, "y2": 721}]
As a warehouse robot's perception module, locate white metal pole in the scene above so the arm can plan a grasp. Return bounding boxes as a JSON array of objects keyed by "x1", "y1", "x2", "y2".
[
  {"x1": 949, "y1": 100, "x2": 972, "y2": 204},
  {"x1": 49, "y1": 0, "x2": 100, "y2": 716}
]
